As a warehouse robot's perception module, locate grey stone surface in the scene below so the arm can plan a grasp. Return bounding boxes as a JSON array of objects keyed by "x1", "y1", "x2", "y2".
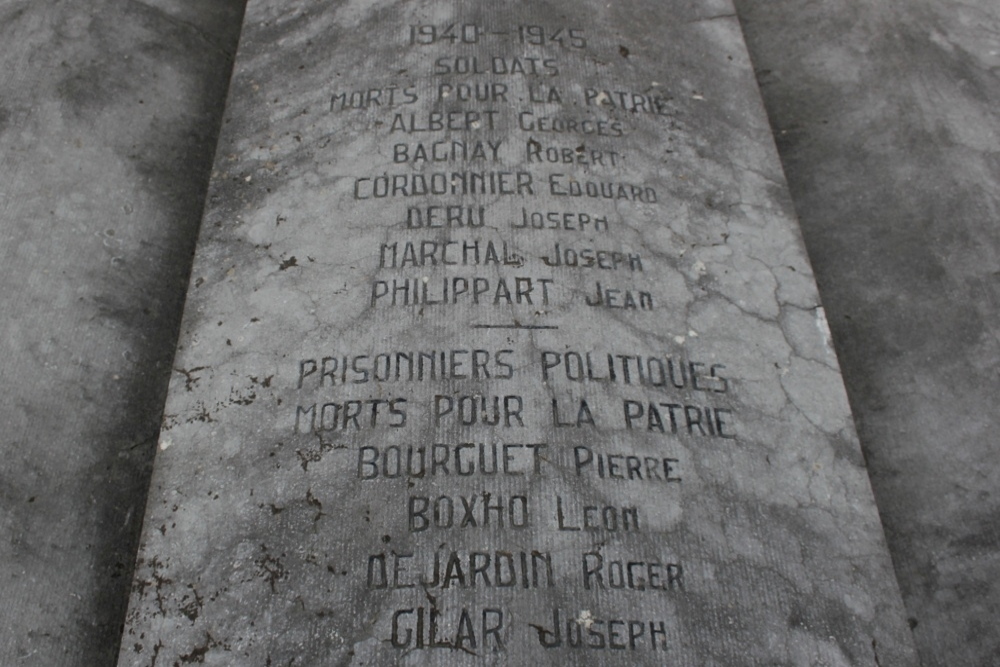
[
  {"x1": 734, "y1": 1, "x2": 1000, "y2": 665},
  {"x1": 116, "y1": 0, "x2": 916, "y2": 664},
  {"x1": 0, "y1": 1, "x2": 244, "y2": 665}
]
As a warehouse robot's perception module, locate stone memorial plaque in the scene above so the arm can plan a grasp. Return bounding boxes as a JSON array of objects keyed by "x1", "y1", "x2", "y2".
[{"x1": 118, "y1": 0, "x2": 918, "y2": 664}]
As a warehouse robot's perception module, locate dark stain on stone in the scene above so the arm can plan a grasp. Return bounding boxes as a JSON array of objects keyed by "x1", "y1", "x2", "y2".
[
  {"x1": 186, "y1": 402, "x2": 214, "y2": 423},
  {"x1": 175, "y1": 366, "x2": 208, "y2": 392},
  {"x1": 248, "y1": 374, "x2": 273, "y2": 387},
  {"x1": 296, "y1": 448, "x2": 322, "y2": 471},
  {"x1": 256, "y1": 547, "x2": 287, "y2": 593},
  {"x1": 179, "y1": 585, "x2": 203, "y2": 622},
  {"x1": 178, "y1": 636, "x2": 210, "y2": 663},
  {"x1": 948, "y1": 510, "x2": 1000, "y2": 550},
  {"x1": 56, "y1": 61, "x2": 130, "y2": 120},
  {"x1": 147, "y1": 639, "x2": 163, "y2": 667},
  {"x1": 229, "y1": 386, "x2": 256, "y2": 406},
  {"x1": 307, "y1": 488, "x2": 326, "y2": 523}
]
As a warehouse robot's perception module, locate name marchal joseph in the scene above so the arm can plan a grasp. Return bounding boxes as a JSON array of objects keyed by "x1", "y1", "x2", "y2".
[{"x1": 116, "y1": 1, "x2": 919, "y2": 665}]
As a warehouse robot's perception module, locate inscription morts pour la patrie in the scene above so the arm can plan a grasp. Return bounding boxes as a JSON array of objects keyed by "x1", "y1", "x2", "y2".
[{"x1": 117, "y1": 1, "x2": 919, "y2": 665}]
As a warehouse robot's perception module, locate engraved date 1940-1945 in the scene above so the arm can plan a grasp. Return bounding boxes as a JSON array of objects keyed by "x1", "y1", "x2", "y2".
[{"x1": 409, "y1": 23, "x2": 586, "y2": 49}]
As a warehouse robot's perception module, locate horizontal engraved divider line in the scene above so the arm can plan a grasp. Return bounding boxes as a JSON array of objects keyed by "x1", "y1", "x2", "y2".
[{"x1": 471, "y1": 323, "x2": 559, "y2": 330}]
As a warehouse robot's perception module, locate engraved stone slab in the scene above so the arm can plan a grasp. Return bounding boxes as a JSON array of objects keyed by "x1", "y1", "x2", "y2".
[{"x1": 118, "y1": 0, "x2": 919, "y2": 664}]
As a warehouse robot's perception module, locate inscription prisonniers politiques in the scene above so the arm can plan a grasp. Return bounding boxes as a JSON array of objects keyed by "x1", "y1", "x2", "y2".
[{"x1": 117, "y1": 0, "x2": 918, "y2": 664}]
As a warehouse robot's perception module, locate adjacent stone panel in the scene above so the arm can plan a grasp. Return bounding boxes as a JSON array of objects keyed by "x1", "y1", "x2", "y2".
[
  {"x1": 118, "y1": 0, "x2": 918, "y2": 664},
  {"x1": 0, "y1": 1, "x2": 244, "y2": 665},
  {"x1": 734, "y1": 1, "x2": 1000, "y2": 664}
]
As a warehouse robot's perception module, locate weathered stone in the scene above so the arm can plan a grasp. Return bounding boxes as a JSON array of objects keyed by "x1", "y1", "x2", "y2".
[
  {"x1": 734, "y1": 1, "x2": 1000, "y2": 664},
  {"x1": 0, "y1": 1, "x2": 244, "y2": 665},
  {"x1": 116, "y1": 1, "x2": 916, "y2": 664}
]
